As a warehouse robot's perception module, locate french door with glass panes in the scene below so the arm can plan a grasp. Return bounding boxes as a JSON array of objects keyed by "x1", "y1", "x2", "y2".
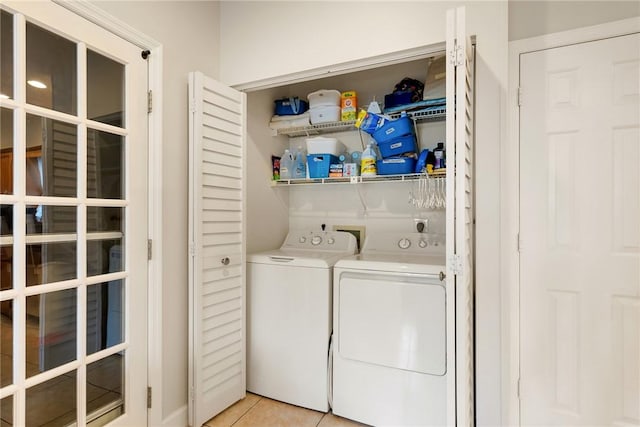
[{"x1": 0, "y1": 2, "x2": 148, "y2": 426}]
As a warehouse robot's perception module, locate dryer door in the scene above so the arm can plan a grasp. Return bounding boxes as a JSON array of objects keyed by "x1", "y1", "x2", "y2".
[{"x1": 337, "y1": 271, "x2": 446, "y2": 375}]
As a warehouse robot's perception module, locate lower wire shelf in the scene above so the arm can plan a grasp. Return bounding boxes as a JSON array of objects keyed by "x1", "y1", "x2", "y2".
[{"x1": 271, "y1": 171, "x2": 446, "y2": 186}]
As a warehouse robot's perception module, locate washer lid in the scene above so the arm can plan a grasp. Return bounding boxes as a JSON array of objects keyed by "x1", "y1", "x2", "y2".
[
  {"x1": 248, "y1": 248, "x2": 352, "y2": 268},
  {"x1": 334, "y1": 252, "x2": 445, "y2": 275}
]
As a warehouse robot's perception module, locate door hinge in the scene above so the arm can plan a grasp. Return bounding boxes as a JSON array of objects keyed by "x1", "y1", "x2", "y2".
[
  {"x1": 147, "y1": 386, "x2": 152, "y2": 409},
  {"x1": 147, "y1": 239, "x2": 152, "y2": 260},
  {"x1": 517, "y1": 378, "x2": 521, "y2": 399},
  {"x1": 448, "y1": 254, "x2": 463, "y2": 276},
  {"x1": 147, "y1": 90, "x2": 153, "y2": 113},
  {"x1": 189, "y1": 98, "x2": 197, "y2": 114},
  {"x1": 189, "y1": 242, "x2": 196, "y2": 257},
  {"x1": 517, "y1": 87, "x2": 523, "y2": 106},
  {"x1": 449, "y1": 43, "x2": 464, "y2": 67}
]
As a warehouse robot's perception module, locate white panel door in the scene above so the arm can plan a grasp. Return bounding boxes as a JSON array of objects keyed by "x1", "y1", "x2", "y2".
[
  {"x1": 520, "y1": 33, "x2": 640, "y2": 426},
  {"x1": 446, "y1": 6, "x2": 475, "y2": 426},
  {"x1": 188, "y1": 71, "x2": 247, "y2": 427}
]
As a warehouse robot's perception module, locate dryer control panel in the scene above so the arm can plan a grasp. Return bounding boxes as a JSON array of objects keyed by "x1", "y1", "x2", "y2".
[{"x1": 362, "y1": 232, "x2": 445, "y2": 256}]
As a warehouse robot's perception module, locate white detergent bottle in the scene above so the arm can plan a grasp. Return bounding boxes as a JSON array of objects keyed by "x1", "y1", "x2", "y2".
[
  {"x1": 360, "y1": 142, "x2": 377, "y2": 176},
  {"x1": 280, "y1": 149, "x2": 293, "y2": 179}
]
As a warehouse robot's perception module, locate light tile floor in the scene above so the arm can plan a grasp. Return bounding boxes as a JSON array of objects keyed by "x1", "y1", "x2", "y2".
[{"x1": 204, "y1": 393, "x2": 369, "y2": 427}]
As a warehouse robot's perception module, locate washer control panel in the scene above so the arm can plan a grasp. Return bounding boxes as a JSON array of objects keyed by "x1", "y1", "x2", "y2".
[{"x1": 283, "y1": 230, "x2": 357, "y2": 253}]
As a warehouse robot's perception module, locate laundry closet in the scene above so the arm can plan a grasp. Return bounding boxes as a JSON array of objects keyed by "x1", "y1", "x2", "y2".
[{"x1": 188, "y1": 8, "x2": 474, "y2": 427}]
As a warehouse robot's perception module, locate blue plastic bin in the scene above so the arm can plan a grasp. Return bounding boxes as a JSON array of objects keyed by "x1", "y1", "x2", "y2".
[
  {"x1": 274, "y1": 97, "x2": 309, "y2": 116},
  {"x1": 307, "y1": 154, "x2": 339, "y2": 178},
  {"x1": 377, "y1": 133, "x2": 417, "y2": 158},
  {"x1": 376, "y1": 157, "x2": 417, "y2": 175},
  {"x1": 372, "y1": 115, "x2": 414, "y2": 144},
  {"x1": 384, "y1": 91, "x2": 413, "y2": 109}
]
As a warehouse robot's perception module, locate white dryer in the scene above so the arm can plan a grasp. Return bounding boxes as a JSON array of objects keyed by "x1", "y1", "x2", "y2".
[
  {"x1": 247, "y1": 229, "x2": 357, "y2": 412},
  {"x1": 332, "y1": 232, "x2": 449, "y2": 426}
]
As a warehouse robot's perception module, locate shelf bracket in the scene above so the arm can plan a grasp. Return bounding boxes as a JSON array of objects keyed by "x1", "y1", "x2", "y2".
[{"x1": 354, "y1": 183, "x2": 368, "y2": 217}]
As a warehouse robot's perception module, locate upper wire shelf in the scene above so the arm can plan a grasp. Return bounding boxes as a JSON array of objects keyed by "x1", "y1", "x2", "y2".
[{"x1": 273, "y1": 107, "x2": 446, "y2": 137}]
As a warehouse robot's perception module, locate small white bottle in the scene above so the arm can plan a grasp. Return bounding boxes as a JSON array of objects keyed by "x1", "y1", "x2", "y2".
[{"x1": 280, "y1": 149, "x2": 293, "y2": 179}]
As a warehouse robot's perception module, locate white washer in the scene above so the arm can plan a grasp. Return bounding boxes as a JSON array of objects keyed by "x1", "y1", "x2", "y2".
[
  {"x1": 332, "y1": 232, "x2": 448, "y2": 426},
  {"x1": 247, "y1": 229, "x2": 357, "y2": 412}
]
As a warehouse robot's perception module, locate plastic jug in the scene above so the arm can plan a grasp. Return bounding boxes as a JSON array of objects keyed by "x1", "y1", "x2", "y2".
[
  {"x1": 360, "y1": 143, "x2": 377, "y2": 176},
  {"x1": 293, "y1": 147, "x2": 307, "y2": 179},
  {"x1": 280, "y1": 149, "x2": 294, "y2": 179}
]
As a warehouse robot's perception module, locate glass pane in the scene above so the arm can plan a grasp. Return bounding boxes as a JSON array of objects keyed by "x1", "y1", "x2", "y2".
[
  {"x1": 26, "y1": 242, "x2": 77, "y2": 286},
  {"x1": 0, "y1": 394, "x2": 13, "y2": 426},
  {"x1": 1, "y1": 108, "x2": 13, "y2": 194},
  {"x1": 1, "y1": 204, "x2": 12, "y2": 290},
  {"x1": 87, "y1": 239, "x2": 122, "y2": 277},
  {"x1": 87, "y1": 50, "x2": 124, "y2": 127},
  {"x1": 1, "y1": 11, "x2": 13, "y2": 100},
  {"x1": 26, "y1": 22, "x2": 77, "y2": 115},
  {"x1": 1, "y1": 245, "x2": 12, "y2": 290},
  {"x1": 87, "y1": 129, "x2": 123, "y2": 199},
  {"x1": 0, "y1": 204, "x2": 12, "y2": 235},
  {"x1": 26, "y1": 205, "x2": 76, "y2": 235},
  {"x1": 1, "y1": 303, "x2": 12, "y2": 387},
  {"x1": 87, "y1": 207, "x2": 123, "y2": 233},
  {"x1": 26, "y1": 289, "x2": 77, "y2": 378},
  {"x1": 25, "y1": 114, "x2": 78, "y2": 197},
  {"x1": 26, "y1": 371, "x2": 77, "y2": 426},
  {"x1": 87, "y1": 354, "x2": 124, "y2": 425},
  {"x1": 87, "y1": 280, "x2": 124, "y2": 355}
]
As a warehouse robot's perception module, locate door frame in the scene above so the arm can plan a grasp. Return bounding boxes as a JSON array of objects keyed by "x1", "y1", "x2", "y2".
[
  {"x1": 503, "y1": 16, "x2": 640, "y2": 426},
  {"x1": 50, "y1": 1, "x2": 165, "y2": 425}
]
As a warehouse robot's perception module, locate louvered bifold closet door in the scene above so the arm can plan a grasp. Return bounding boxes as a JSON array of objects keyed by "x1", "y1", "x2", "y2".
[
  {"x1": 188, "y1": 71, "x2": 247, "y2": 427},
  {"x1": 446, "y1": 7, "x2": 475, "y2": 427}
]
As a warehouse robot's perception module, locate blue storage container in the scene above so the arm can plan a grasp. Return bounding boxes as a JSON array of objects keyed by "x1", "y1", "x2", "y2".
[
  {"x1": 384, "y1": 91, "x2": 413, "y2": 109},
  {"x1": 376, "y1": 157, "x2": 417, "y2": 175},
  {"x1": 377, "y1": 133, "x2": 417, "y2": 158},
  {"x1": 372, "y1": 114, "x2": 414, "y2": 144},
  {"x1": 274, "y1": 97, "x2": 309, "y2": 116},
  {"x1": 307, "y1": 154, "x2": 339, "y2": 178}
]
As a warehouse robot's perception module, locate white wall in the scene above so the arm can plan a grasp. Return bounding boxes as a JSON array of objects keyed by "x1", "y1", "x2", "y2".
[
  {"x1": 509, "y1": 0, "x2": 640, "y2": 41},
  {"x1": 220, "y1": 2, "x2": 508, "y2": 426},
  {"x1": 89, "y1": 2, "x2": 220, "y2": 424}
]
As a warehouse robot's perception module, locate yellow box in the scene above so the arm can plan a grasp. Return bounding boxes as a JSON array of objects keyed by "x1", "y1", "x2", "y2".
[{"x1": 341, "y1": 91, "x2": 357, "y2": 121}]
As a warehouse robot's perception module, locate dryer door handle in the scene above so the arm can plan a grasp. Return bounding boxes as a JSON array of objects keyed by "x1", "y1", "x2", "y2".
[{"x1": 269, "y1": 256, "x2": 295, "y2": 263}]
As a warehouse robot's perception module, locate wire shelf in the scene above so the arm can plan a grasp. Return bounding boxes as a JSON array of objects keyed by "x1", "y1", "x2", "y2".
[
  {"x1": 272, "y1": 171, "x2": 446, "y2": 187},
  {"x1": 273, "y1": 108, "x2": 446, "y2": 137}
]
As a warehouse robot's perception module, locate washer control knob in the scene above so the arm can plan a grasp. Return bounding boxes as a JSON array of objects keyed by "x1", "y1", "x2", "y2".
[
  {"x1": 398, "y1": 238, "x2": 411, "y2": 249},
  {"x1": 311, "y1": 236, "x2": 323, "y2": 246},
  {"x1": 419, "y1": 239, "x2": 428, "y2": 248},
  {"x1": 299, "y1": 236, "x2": 307, "y2": 243},
  {"x1": 327, "y1": 238, "x2": 335, "y2": 245}
]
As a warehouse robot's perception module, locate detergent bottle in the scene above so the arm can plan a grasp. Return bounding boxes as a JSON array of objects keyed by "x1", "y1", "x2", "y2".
[
  {"x1": 293, "y1": 146, "x2": 307, "y2": 179},
  {"x1": 360, "y1": 142, "x2": 377, "y2": 176}
]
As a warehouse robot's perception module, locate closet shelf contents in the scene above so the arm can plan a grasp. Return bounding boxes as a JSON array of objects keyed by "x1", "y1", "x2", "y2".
[
  {"x1": 273, "y1": 107, "x2": 446, "y2": 137},
  {"x1": 271, "y1": 173, "x2": 445, "y2": 186}
]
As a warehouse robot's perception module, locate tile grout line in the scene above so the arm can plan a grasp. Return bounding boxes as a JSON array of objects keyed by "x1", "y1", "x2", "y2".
[{"x1": 229, "y1": 395, "x2": 263, "y2": 427}]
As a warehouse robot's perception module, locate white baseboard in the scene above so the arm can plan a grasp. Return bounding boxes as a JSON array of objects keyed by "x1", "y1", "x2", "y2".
[{"x1": 162, "y1": 405, "x2": 188, "y2": 427}]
